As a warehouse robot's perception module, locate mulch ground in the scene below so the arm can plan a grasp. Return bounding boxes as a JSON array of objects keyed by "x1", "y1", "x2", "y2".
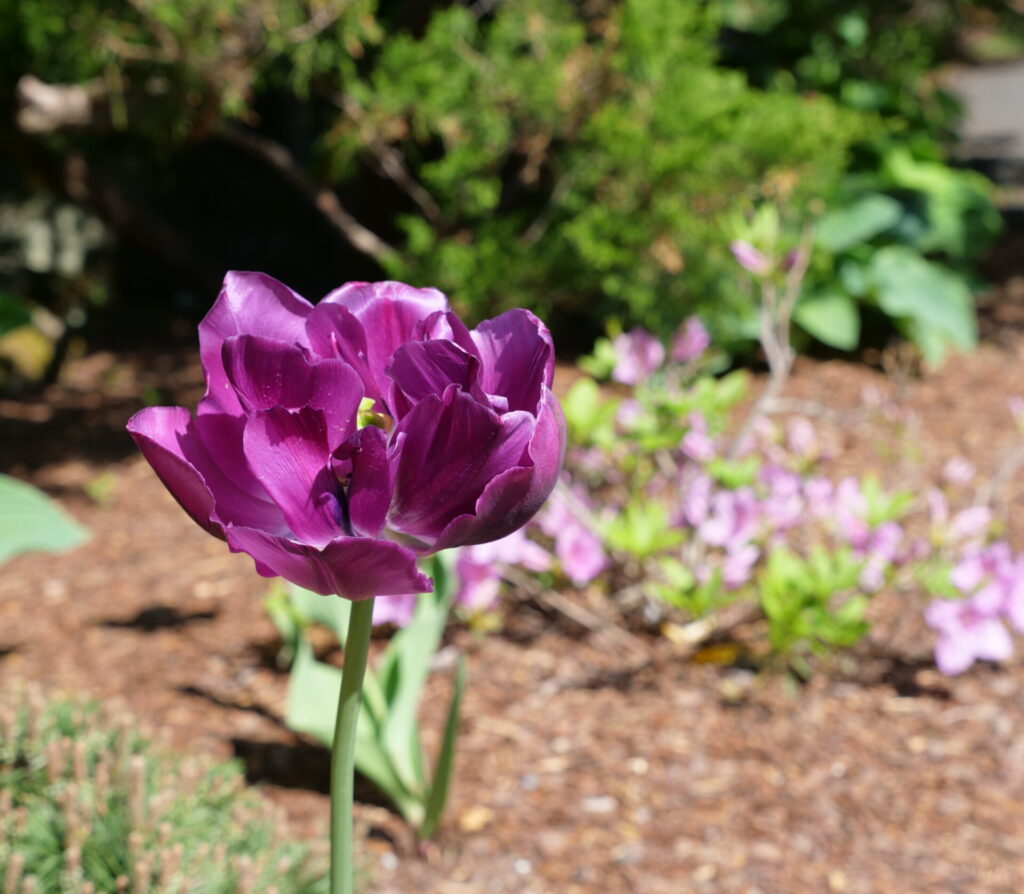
[{"x1": 3, "y1": 277, "x2": 1024, "y2": 894}]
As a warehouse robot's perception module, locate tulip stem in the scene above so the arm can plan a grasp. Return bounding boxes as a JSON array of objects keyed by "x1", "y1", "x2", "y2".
[{"x1": 330, "y1": 596, "x2": 375, "y2": 894}]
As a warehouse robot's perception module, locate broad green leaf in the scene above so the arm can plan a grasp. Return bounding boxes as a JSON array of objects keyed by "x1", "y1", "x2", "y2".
[
  {"x1": 378, "y1": 585, "x2": 452, "y2": 795},
  {"x1": 794, "y1": 290, "x2": 860, "y2": 350},
  {"x1": 286, "y1": 582, "x2": 352, "y2": 642},
  {"x1": 0, "y1": 474, "x2": 88, "y2": 564},
  {"x1": 868, "y1": 246, "x2": 977, "y2": 364},
  {"x1": 815, "y1": 193, "x2": 902, "y2": 253},
  {"x1": 286, "y1": 640, "x2": 422, "y2": 823},
  {"x1": 419, "y1": 656, "x2": 466, "y2": 840},
  {"x1": 0, "y1": 292, "x2": 31, "y2": 337}
]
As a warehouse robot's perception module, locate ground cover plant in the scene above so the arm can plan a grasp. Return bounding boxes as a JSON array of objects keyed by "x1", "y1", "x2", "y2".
[{"x1": 0, "y1": 690, "x2": 326, "y2": 893}]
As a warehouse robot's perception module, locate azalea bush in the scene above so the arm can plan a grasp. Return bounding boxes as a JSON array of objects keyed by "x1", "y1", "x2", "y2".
[
  {"x1": 0, "y1": 691, "x2": 326, "y2": 893},
  {"x1": 467, "y1": 322, "x2": 1024, "y2": 677}
]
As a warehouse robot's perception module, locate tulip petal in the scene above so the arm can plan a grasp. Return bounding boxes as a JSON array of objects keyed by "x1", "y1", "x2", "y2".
[
  {"x1": 431, "y1": 388, "x2": 565, "y2": 550},
  {"x1": 471, "y1": 309, "x2": 555, "y2": 412},
  {"x1": 243, "y1": 407, "x2": 341, "y2": 547},
  {"x1": 225, "y1": 526, "x2": 432, "y2": 599},
  {"x1": 340, "y1": 424, "x2": 393, "y2": 538},
  {"x1": 127, "y1": 407, "x2": 220, "y2": 537},
  {"x1": 316, "y1": 281, "x2": 449, "y2": 411},
  {"x1": 386, "y1": 339, "x2": 484, "y2": 419},
  {"x1": 222, "y1": 334, "x2": 363, "y2": 449},
  {"x1": 389, "y1": 386, "x2": 536, "y2": 545},
  {"x1": 128, "y1": 405, "x2": 288, "y2": 535},
  {"x1": 200, "y1": 272, "x2": 313, "y2": 414},
  {"x1": 416, "y1": 310, "x2": 479, "y2": 356},
  {"x1": 305, "y1": 303, "x2": 378, "y2": 399}
]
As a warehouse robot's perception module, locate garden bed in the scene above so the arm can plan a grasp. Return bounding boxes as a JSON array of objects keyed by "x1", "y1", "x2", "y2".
[{"x1": 3, "y1": 302, "x2": 1024, "y2": 892}]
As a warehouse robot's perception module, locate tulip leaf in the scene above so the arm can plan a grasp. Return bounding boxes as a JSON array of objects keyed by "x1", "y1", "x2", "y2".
[
  {"x1": 287, "y1": 582, "x2": 352, "y2": 642},
  {"x1": 286, "y1": 639, "x2": 421, "y2": 822},
  {"x1": 378, "y1": 583, "x2": 452, "y2": 795},
  {"x1": 419, "y1": 655, "x2": 466, "y2": 840},
  {"x1": 0, "y1": 474, "x2": 88, "y2": 564}
]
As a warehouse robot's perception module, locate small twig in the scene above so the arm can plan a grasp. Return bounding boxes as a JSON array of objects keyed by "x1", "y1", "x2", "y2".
[
  {"x1": 727, "y1": 224, "x2": 814, "y2": 459},
  {"x1": 219, "y1": 126, "x2": 399, "y2": 264},
  {"x1": 336, "y1": 93, "x2": 444, "y2": 226},
  {"x1": 501, "y1": 566, "x2": 648, "y2": 662},
  {"x1": 285, "y1": 1, "x2": 349, "y2": 44},
  {"x1": 974, "y1": 441, "x2": 1024, "y2": 511}
]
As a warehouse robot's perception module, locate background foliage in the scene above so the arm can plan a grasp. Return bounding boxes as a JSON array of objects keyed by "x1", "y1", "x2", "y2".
[{"x1": 0, "y1": 0, "x2": 1010, "y2": 364}]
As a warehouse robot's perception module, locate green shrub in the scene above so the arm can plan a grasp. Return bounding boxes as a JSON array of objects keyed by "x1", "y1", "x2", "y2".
[{"x1": 0, "y1": 690, "x2": 326, "y2": 894}]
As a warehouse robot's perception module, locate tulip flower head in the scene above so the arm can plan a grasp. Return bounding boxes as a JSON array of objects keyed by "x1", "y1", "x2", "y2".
[{"x1": 128, "y1": 273, "x2": 565, "y2": 601}]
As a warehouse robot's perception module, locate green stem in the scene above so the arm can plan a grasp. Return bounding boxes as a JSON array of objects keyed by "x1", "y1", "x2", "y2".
[{"x1": 330, "y1": 596, "x2": 375, "y2": 894}]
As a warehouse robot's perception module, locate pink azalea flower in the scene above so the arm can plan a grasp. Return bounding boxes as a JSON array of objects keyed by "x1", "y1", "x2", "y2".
[
  {"x1": 680, "y1": 412, "x2": 716, "y2": 462},
  {"x1": 682, "y1": 472, "x2": 713, "y2": 527},
  {"x1": 785, "y1": 417, "x2": 818, "y2": 461},
  {"x1": 611, "y1": 329, "x2": 665, "y2": 385},
  {"x1": 721, "y1": 544, "x2": 759, "y2": 589},
  {"x1": 555, "y1": 521, "x2": 608, "y2": 587},
  {"x1": 729, "y1": 240, "x2": 771, "y2": 276},
  {"x1": 669, "y1": 317, "x2": 710, "y2": 363},
  {"x1": 941, "y1": 457, "x2": 976, "y2": 486},
  {"x1": 925, "y1": 596, "x2": 1013, "y2": 675}
]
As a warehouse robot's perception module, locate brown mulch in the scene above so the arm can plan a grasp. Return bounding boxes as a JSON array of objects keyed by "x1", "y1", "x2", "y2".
[{"x1": 3, "y1": 292, "x2": 1024, "y2": 893}]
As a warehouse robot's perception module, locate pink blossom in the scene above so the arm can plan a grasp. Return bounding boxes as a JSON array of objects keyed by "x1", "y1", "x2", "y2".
[
  {"x1": 926, "y1": 487, "x2": 949, "y2": 526},
  {"x1": 682, "y1": 473, "x2": 713, "y2": 526},
  {"x1": 925, "y1": 596, "x2": 1013, "y2": 675},
  {"x1": 680, "y1": 412, "x2": 716, "y2": 462},
  {"x1": 947, "y1": 505, "x2": 992, "y2": 546},
  {"x1": 721, "y1": 544, "x2": 759, "y2": 589},
  {"x1": 941, "y1": 456, "x2": 976, "y2": 486},
  {"x1": 670, "y1": 317, "x2": 710, "y2": 363},
  {"x1": 699, "y1": 488, "x2": 760, "y2": 550},
  {"x1": 555, "y1": 521, "x2": 608, "y2": 587},
  {"x1": 1008, "y1": 396, "x2": 1024, "y2": 428},
  {"x1": 785, "y1": 417, "x2": 818, "y2": 461},
  {"x1": 460, "y1": 527, "x2": 552, "y2": 572},
  {"x1": 611, "y1": 329, "x2": 665, "y2": 385},
  {"x1": 729, "y1": 240, "x2": 771, "y2": 275},
  {"x1": 453, "y1": 556, "x2": 502, "y2": 613},
  {"x1": 373, "y1": 593, "x2": 418, "y2": 627},
  {"x1": 803, "y1": 477, "x2": 834, "y2": 517}
]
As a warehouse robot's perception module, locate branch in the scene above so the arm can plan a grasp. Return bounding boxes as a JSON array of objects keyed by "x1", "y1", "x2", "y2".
[
  {"x1": 16, "y1": 76, "x2": 97, "y2": 133},
  {"x1": 219, "y1": 126, "x2": 400, "y2": 264},
  {"x1": 336, "y1": 93, "x2": 443, "y2": 227}
]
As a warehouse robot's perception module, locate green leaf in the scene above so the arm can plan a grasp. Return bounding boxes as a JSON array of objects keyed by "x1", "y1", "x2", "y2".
[
  {"x1": 794, "y1": 290, "x2": 860, "y2": 350},
  {"x1": 419, "y1": 656, "x2": 466, "y2": 840},
  {"x1": 286, "y1": 582, "x2": 352, "y2": 643},
  {"x1": 815, "y1": 193, "x2": 903, "y2": 252},
  {"x1": 378, "y1": 586, "x2": 452, "y2": 795},
  {"x1": 286, "y1": 640, "x2": 422, "y2": 824},
  {"x1": 0, "y1": 292, "x2": 31, "y2": 337},
  {"x1": 867, "y1": 246, "x2": 977, "y2": 364},
  {"x1": 0, "y1": 474, "x2": 88, "y2": 564}
]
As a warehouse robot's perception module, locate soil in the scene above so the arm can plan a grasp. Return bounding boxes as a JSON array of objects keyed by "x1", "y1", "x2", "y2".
[{"x1": 3, "y1": 275, "x2": 1024, "y2": 894}]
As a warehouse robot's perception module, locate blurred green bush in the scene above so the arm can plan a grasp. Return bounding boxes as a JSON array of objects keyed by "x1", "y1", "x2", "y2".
[{"x1": 1, "y1": 0, "x2": 1006, "y2": 357}]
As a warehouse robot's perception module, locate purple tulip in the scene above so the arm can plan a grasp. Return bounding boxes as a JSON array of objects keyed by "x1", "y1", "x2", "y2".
[{"x1": 127, "y1": 272, "x2": 565, "y2": 600}]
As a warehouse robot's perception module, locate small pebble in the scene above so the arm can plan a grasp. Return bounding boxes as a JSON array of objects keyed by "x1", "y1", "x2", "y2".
[{"x1": 581, "y1": 795, "x2": 617, "y2": 815}]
